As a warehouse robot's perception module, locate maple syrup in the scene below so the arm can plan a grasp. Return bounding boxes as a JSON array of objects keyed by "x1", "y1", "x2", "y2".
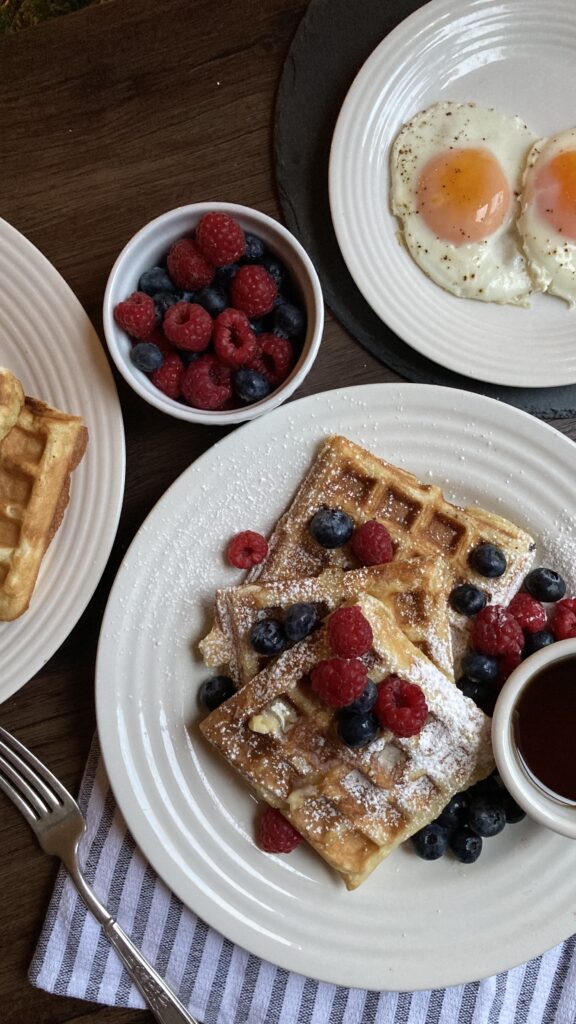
[{"x1": 513, "y1": 654, "x2": 576, "y2": 804}]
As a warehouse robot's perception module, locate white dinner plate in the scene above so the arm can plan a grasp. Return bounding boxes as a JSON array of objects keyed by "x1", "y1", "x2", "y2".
[
  {"x1": 97, "y1": 383, "x2": 576, "y2": 991},
  {"x1": 0, "y1": 219, "x2": 125, "y2": 702},
  {"x1": 329, "y1": 0, "x2": 576, "y2": 388}
]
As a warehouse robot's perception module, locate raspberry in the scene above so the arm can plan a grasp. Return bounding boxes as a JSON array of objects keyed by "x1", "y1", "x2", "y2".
[
  {"x1": 113, "y1": 291, "x2": 156, "y2": 339},
  {"x1": 181, "y1": 354, "x2": 232, "y2": 410},
  {"x1": 163, "y1": 302, "x2": 213, "y2": 351},
  {"x1": 351, "y1": 521, "x2": 394, "y2": 566},
  {"x1": 150, "y1": 352, "x2": 184, "y2": 399},
  {"x1": 257, "y1": 806, "x2": 302, "y2": 853},
  {"x1": 196, "y1": 212, "x2": 245, "y2": 267},
  {"x1": 213, "y1": 308, "x2": 257, "y2": 368},
  {"x1": 375, "y1": 676, "x2": 428, "y2": 737},
  {"x1": 551, "y1": 598, "x2": 576, "y2": 640},
  {"x1": 498, "y1": 649, "x2": 522, "y2": 685},
  {"x1": 310, "y1": 658, "x2": 368, "y2": 708},
  {"x1": 227, "y1": 530, "x2": 268, "y2": 569},
  {"x1": 327, "y1": 606, "x2": 373, "y2": 658},
  {"x1": 472, "y1": 605, "x2": 524, "y2": 656},
  {"x1": 167, "y1": 237, "x2": 214, "y2": 290},
  {"x1": 250, "y1": 333, "x2": 294, "y2": 386},
  {"x1": 507, "y1": 592, "x2": 546, "y2": 634},
  {"x1": 230, "y1": 265, "x2": 277, "y2": 317}
]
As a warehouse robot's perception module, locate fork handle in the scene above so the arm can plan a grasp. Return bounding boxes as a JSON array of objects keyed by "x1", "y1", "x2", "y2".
[
  {"x1": 102, "y1": 919, "x2": 199, "y2": 1024},
  {"x1": 68, "y1": 863, "x2": 198, "y2": 1024}
]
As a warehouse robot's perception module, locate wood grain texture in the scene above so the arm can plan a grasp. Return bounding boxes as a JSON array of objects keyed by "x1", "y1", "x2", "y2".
[{"x1": 0, "y1": 0, "x2": 575, "y2": 1022}]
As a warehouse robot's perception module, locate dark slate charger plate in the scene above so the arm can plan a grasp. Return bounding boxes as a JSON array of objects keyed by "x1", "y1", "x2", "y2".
[{"x1": 274, "y1": 0, "x2": 576, "y2": 419}]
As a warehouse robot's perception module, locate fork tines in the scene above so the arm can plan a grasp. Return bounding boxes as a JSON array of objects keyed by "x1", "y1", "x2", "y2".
[{"x1": 0, "y1": 726, "x2": 62, "y2": 821}]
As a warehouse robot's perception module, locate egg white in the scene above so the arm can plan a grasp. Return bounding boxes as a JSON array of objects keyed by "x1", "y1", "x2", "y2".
[
  {"x1": 390, "y1": 102, "x2": 538, "y2": 305},
  {"x1": 517, "y1": 129, "x2": 576, "y2": 307}
]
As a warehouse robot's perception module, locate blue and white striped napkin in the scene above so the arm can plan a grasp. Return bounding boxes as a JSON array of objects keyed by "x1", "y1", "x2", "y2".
[{"x1": 29, "y1": 738, "x2": 576, "y2": 1023}]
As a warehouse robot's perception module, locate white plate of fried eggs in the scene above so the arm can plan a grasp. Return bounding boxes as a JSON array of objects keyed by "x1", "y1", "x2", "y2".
[{"x1": 329, "y1": 0, "x2": 576, "y2": 387}]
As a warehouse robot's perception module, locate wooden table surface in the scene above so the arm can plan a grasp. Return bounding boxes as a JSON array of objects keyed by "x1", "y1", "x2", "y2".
[{"x1": 1, "y1": 1, "x2": 575, "y2": 1022}]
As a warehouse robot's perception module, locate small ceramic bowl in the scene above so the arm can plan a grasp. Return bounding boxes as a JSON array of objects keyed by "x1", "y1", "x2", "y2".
[
  {"x1": 102, "y1": 202, "x2": 324, "y2": 424},
  {"x1": 492, "y1": 637, "x2": 576, "y2": 839}
]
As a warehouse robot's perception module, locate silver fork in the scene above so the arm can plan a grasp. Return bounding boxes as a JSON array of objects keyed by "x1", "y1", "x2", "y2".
[{"x1": 0, "y1": 726, "x2": 199, "y2": 1024}]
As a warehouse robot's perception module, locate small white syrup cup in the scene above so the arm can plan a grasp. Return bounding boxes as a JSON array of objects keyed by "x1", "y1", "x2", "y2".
[{"x1": 492, "y1": 636, "x2": 576, "y2": 839}]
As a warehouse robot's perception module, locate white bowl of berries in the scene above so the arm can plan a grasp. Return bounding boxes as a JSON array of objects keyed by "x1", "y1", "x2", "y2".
[{"x1": 103, "y1": 203, "x2": 324, "y2": 424}]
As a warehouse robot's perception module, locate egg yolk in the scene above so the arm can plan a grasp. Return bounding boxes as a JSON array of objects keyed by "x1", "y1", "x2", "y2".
[
  {"x1": 416, "y1": 147, "x2": 510, "y2": 245},
  {"x1": 534, "y1": 150, "x2": 576, "y2": 241}
]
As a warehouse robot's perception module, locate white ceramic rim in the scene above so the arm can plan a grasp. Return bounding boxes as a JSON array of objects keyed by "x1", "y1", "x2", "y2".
[
  {"x1": 97, "y1": 381, "x2": 576, "y2": 991},
  {"x1": 492, "y1": 637, "x2": 576, "y2": 839},
  {"x1": 328, "y1": 0, "x2": 576, "y2": 387},
  {"x1": 103, "y1": 203, "x2": 324, "y2": 424},
  {"x1": 0, "y1": 218, "x2": 125, "y2": 702}
]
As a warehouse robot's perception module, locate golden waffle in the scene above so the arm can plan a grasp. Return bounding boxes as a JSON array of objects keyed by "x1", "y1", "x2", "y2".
[
  {"x1": 0, "y1": 368, "x2": 24, "y2": 442},
  {"x1": 0, "y1": 393, "x2": 88, "y2": 620},
  {"x1": 248, "y1": 436, "x2": 535, "y2": 605},
  {"x1": 200, "y1": 593, "x2": 494, "y2": 890},
  {"x1": 200, "y1": 556, "x2": 454, "y2": 684}
]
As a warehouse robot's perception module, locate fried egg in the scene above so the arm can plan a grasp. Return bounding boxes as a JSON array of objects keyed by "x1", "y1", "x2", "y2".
[
  {"x1": 390, "y1": 102, "x2": 537, "y2": 305},
  {"x1": 517, "y1": 129, "x2": 576, "y2": 306}
]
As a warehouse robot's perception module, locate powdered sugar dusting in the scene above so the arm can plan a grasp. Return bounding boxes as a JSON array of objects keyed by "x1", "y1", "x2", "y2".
[{"x1": 200, "y1": 589, "x2": 493, "y2": 886}]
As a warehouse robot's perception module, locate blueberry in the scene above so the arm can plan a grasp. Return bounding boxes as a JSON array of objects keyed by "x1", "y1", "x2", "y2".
[
  {"x1": 283, "y1": 602, "x2": 317, "y2": 643},
  {"x1": 457, "y1": 676, "x2": 483, "y2": 702},
  {"x1": 449, "y1": 583, "x2": 487, "y2": 616},
  {"x1": 179, "y1": 350, "x2": 201, "y2": 367},
  {"x1": 179, "y1": 290, "x2": 197, "y2": 304},
  {"x1": 309, "y1": 507, "x2": 354, "y2": 548},
  {"x1": 524, "y1": 567, "x2": 566, "y2": 602},
  {"x1": 153, "y1": 291, "x2": 181, "y2": 319},
  {"x1": 130, "y1": 342, "x2": 164, "y2": 373},
  {"x1": 195, "y1": 286, "x2": 227, "y2": 317},
  {"x1": 199, "y1": 675, "x2": 235, "y2": 711},
  {"x1": 273, "y1": 302, "x2": 305, "y2": 339},
  {"x1": 450, "y1": 826, "x2": 483, "y2": 863},
  {"x1": 346, "y1": 680, "x2": 378, "y2": 714},
  {"x1": 249, "y1": 317, "x2": 268, "y2": 335},
  {"x1": 436, "y1": 792, "x2": 469, "y2": 830},
  {"x1": 242, "y1": 233, "x2": 266, "y2": 263},
  {"x1": 338, "y1": 710, "x2": 379, "y2": 748},
  {"x1": 215, "y1": 263, "x2": 240, "y2": 286},
  {"x1": 457, "y1": 676, "x2": 495, "y2": 716},
  {"x1": 467, "y1": 794, "x2": 506, "y2": 837},
  {"x1": 501, "y1": 790, "x2": 526, "y2": 824},
  {"x1": 412, "y1": 823, "x2": 449, "y2": 861},
  {"x1": 469, "y1": 772, "x2": 502, "y2": 798},
  {"x1": 233, "y1": 369, "x2": 270, "y2": 404},
  {"x1": 461, "y1": 651, "x2": 499, "y2": 684},
  {"x1": 262, "y1": 255, "x2": 285, "y2": 290},
  {"x1": 523, "y1": 629, "x2": 556, "y2": 657},
  {"x1": 469, "y1": 543, "x2": 507, "y2": 578},
  {"x1": 138, "y1": 266, "x2": 177, "y2": 295},
  {"x1": 250, "y1": 618, "x2": 285, "y2": 655}
]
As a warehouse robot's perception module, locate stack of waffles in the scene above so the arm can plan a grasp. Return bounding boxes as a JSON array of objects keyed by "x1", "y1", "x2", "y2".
[
  {"x1": 0, "y1": 368, "x2": 88, "y2": 620},
  {"x1": 199, "y1": 435, "x2": 535, "y2": 888}
]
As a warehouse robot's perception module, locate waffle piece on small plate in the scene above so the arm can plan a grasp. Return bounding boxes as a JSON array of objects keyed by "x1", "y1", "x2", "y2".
[
  {"x1": 200, "y1": 555, "x2": 454, "y2": 684},
  {"x1": 0, "y1": 368, "x2": 25, "y2": 441},
  {"x1": 200, "y1": 592, "x2": 494, "y2": 890},
  {"x1": 0, "y1": 386, "x2": 88, "y2": 620}
]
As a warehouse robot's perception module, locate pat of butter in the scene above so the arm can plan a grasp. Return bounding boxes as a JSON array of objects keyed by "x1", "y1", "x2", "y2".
[
  {"x1": 248, "y1": 710, "x2": 281, "y2": 735},
  {"x1": 248, "y1": 699, "x2": 298, "y2": 735},
  {"x1": 287, "y1": 784, "x2": 318, "y2": 810}
]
